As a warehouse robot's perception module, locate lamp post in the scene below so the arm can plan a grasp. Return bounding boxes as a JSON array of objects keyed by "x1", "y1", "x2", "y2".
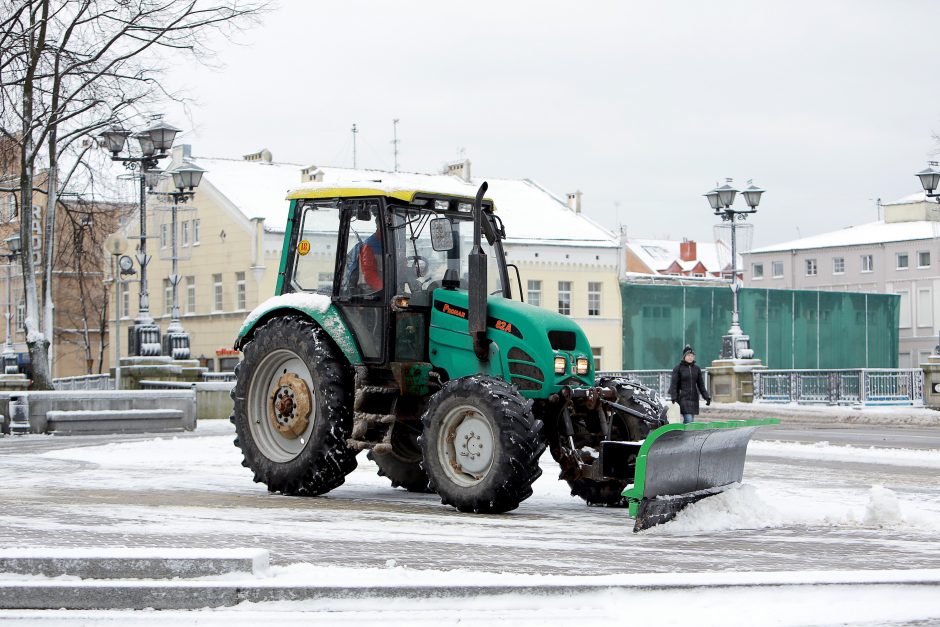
[
  {"x1": 104, "y1": 233, "x2": 133, "y2": 389},
  {"x1": 159, "y1": 163, "x2": 205, "y2": 360},
  {"x1": 2, "y1": 235, "x2": 20, "y2": 374},
  {"x1": 99, "y1": 117, "x2": 180, "y2": 357},
  {"x1": 705, "y1": 178, "x2": 765, "y2": 360}
]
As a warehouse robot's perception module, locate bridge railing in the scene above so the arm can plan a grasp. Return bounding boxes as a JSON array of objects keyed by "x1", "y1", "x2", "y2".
[
  {"x1": 598, "y1": 368, "x2": 923, "y2": 406},
  {"x1": 753, "y1": 368, "x2": 923, "y2": 406}
]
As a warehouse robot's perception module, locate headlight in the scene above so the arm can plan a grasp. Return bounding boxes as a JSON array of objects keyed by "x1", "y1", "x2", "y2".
[
  {"x1": 575, "y1": 357, "x2": 589, "y2": 375},
  {"x1": 554, "y1": 356, "x2": 567, "y2": 374}
]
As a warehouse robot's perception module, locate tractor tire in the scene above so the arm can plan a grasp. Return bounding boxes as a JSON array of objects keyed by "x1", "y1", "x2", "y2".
[
  {"x1": 368, "y1": 422, "x2": 432, "y2": 493},
  {"x1": 562, "y1": 377, "x2": 666, "y2": 507},
  {"x1": 230, "y1": 315, "x2": 357, "y2": 496},
  {"x1": 419, "y1": 375, "x2": 545, "y2": 514}
]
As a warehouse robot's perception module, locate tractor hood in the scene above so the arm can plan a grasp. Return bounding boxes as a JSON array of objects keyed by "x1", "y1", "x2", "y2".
[{"x1": 429, "y1": 289, "x2": 595, "y2": 395}]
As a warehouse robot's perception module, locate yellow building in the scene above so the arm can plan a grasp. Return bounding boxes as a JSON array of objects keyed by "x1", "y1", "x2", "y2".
[{"x1": 128, "y1": 147, "x2": 622, "y2": 371}]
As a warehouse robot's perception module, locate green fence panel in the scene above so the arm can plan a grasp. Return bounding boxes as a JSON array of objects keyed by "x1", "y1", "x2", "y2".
[{"x1": 620, "y1": 283, "x2": 899, "y2": 370}]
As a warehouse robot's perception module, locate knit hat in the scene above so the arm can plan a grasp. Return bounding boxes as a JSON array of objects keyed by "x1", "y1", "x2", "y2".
[{"x1": 682, "y1": 345, "x2": 695, "y2": 357}]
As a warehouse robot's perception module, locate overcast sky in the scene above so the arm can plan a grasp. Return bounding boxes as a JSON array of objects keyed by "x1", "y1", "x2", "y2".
[{"x1": 165, "y1": 0, "x2": 940, "y2": 247}]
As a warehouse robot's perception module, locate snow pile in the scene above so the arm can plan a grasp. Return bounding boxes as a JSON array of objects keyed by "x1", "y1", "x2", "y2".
[
  {"x1": 647, "y1": 484, "x2": 786, "y2": 533},
  {"x1": 863, "y1": 485, "x2": 903, "y2": 527}
]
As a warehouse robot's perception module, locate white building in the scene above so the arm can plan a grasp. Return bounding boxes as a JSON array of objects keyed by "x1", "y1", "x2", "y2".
[{"x1": 743, "y1": 193, "x2": 940, "y2": 367}]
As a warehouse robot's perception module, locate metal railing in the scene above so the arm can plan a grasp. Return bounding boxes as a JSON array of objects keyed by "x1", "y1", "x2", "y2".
[
  {"x1": 596, "y1": 370, "x2": 708, "y2": 399},
  {"x1": 53, "y1": 374, "x2": 113, "y2": 391},
  {"x1": 753, "y1": 369, "x2": 924, "y2": 406}
]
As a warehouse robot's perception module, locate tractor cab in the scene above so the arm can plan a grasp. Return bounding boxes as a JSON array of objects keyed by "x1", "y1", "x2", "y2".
[{"x1": 285, "y1": 190, "x2": 511, "y2": 367}]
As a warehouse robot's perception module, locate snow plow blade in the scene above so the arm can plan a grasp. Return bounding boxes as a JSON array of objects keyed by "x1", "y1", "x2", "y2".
[{"x1": 621, "y1": 419, "x2": 779, "y2": 532}]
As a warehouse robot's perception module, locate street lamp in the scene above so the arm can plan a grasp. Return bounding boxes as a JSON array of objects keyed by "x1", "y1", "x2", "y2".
[
  {"x1": 915, "y1": 162, "x2": 940, "y2": 200},
  {"x1": 158, "y1": 162, "x2": 206, "y2": 360},
  {"x1": 2, "y1": 235, "x2": 20, "y2": 374},
  {"x1": 100, "y1": 116, "x2": 181, "y2": 357},
  {"x1": 104, "y1": 233, "x2": 133, "y2": 389},
  {"x1": 705, "y1": 178, "x2": 765, "y2": 360}
]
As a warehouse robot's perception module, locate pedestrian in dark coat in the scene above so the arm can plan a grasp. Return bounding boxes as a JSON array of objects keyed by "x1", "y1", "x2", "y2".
[{"x1": 669, "y1": 345, "x2": 711, "y2": 424}]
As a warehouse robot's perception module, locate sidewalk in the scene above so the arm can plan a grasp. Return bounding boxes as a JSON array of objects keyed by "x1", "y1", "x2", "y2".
[{"x1": 702, "y1": 401, "x2": 940, "y2": 427}]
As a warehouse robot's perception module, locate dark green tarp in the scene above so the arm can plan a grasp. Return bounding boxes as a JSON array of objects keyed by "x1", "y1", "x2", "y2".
[{"x1": 620, "y1": 283, "x2": 899, "y2": 370}]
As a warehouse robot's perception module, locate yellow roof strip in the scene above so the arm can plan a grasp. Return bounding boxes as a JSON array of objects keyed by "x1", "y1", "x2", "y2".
[{"x1": 286, "y1": 186, "x2": 417, "y2": 201}]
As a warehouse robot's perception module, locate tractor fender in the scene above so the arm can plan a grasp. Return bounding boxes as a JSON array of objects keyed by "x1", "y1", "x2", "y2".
[{"x1": 235, "y1": 293, "x2": 363, "y2": 365}]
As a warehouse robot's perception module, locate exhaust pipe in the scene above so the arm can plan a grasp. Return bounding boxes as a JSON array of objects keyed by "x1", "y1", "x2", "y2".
[{"x1": 468, "y1": 181, "x2": 489, "y2": 361}]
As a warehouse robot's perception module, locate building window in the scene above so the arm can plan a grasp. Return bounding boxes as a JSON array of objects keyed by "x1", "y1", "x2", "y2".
[
  {"x1": 213, "y1": 273, "x2": 223, "y2": 311},
  {"x1": 918, "y1": 288, "x2": 933, "y2": 328},
  {"x1": 160, "y1": 223, "x2": 168, "y2": 248},
  {"x1": 163, "y1": 278, "x2": 172, "y2": 315},
  {"x1": 592, "y1": 347, "x2": 603, "y2": 371},
  {"x1": 318, "y1": 272, "x2": 334, "y2": 292},
  {"x1": 899, "y1": 290, "x2": 911, "y2": 329},
  {"x1": 752, "y1": 263, "x2": 764, "y2": 279},
  {"x1": 193, "y1": 219, "x2": 201, "y2": 244},
  {"x1": 805, "y1": 259, "x2": 817, "y2": 276},
  {"x1": 182, "y1": 221, "x2": 190, "y2": 246},
  {"x1": 527, "y1": 280, "x2": 541, "y2": 307},
  {"x1": 236, "y1": 272, "x2": 246, "y2": 310},
  {"x1": 587, "y1": 282, "x2": 601, "y2": 316},
  {"x1": 15, "y1": 301, "x2": 24, "y2": 329},
  {"x1": 185, "y1": 276, "x2": 195, "y2": 314},
  {"x1": 919, "y1": 251, "x2": 930, "y2": 268},
  {"x1": 833, "y1": 257, "x2": 844, "y2": 274},
  {"x1": 861, "y1": 254, "x2": 874, "y2": 273},
  {"x1": 897, "y1": 253, "x2": 909, "y2": 270},
  {"x1": 772, "y1": 261, "x2": 784, "y2": 278},
  {"x1": 121, "y1": 284, "x2": 130, "y2": 319},
  {"x1": 557, "y1": 281, "x2": 571, "y2": 316},
  {"x1": 5, "y1": 193, "x2": 15, "y2": 222}
]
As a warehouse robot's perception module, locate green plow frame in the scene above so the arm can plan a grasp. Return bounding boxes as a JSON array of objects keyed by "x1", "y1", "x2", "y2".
[{"x1": 622, "y1": 419, "x2": 779, "y2": 532}]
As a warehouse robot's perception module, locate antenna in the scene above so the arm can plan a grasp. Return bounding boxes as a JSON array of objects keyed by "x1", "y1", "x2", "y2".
[
  {"x1": 351, "y1": 123, "x2": 358, "y2": 169},
  {"x1": 392, "y1": 119, "x2": 400, "y2": 172}
]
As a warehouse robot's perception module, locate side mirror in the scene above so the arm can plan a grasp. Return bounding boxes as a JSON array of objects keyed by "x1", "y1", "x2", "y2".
[{"x1": 429, "y1": 217, "x2": 454, "y2": 251}]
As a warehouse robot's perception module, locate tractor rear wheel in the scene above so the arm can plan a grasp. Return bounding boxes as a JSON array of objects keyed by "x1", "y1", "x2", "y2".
[
  {"x1": 231, "y1": 315, "x2": 357, "y2": 496},
  {"x1": 419, "y1": 375, "x2": 545, "y2": 513},
  {"x1": 368, "y1": 422, "x2": 432, "y2": 493}
]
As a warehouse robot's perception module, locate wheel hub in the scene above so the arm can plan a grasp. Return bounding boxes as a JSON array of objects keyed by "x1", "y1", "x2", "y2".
[
  {"x1": 448, "y1": 412, "x2": 494, "y2": 477},
  {"x1": 268, "y1": 372, "x2": 312, "y2": 439}
]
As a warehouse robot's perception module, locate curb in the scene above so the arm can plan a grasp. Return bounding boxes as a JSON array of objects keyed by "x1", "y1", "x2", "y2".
[
  {"x1": 0, "y1": 549, "x2": 269, "y2": 580},
  {"x1": 2, "y1": 571, "x2": 940, "y2": 610}
]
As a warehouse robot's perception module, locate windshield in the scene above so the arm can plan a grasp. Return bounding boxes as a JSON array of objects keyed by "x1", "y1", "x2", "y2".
[{"x1": 389, "y1": 205, "x2": 505, "y2": 305}]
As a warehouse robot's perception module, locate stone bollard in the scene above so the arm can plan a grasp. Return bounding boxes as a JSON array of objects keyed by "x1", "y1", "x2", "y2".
[
  {"x1": 707, "y1": 359, "x2": 766, "y2": 404},
  {"x1": 9, "y1": 395, "x2": 30, "y2": 435}
]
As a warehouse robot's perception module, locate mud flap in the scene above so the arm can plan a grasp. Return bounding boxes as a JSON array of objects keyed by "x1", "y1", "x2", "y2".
[{"x1": 622, "y1": 419, "x2": 779, "y2": 532}]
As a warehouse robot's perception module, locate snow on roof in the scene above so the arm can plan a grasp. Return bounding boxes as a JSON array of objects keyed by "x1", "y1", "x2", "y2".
[
  {"x1": 749, "y1": 220, "x2": 940, "y2": 254},
  {"x1": 188, "y1": 155, "x2": 305, "y2": 227},
  {"x1": 882, "y1": 191, "x2": 928, "y2": 206},
  {"x1": 627, "y1": 238, "x2": 735, "y2": 273}
]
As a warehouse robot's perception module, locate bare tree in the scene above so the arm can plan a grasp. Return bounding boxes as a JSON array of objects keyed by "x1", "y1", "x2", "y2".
[{"x1": 0, "y1": 0, "x2": 268, "y2": 389}]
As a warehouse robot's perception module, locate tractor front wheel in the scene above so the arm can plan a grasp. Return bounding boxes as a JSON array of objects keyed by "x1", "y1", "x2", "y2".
[
  {"x1": 231, "y1": 315, "x2": 357, "y2": 496},
  {"x1": 419, "y1": 375, "x2": 545, "y2": 513}
]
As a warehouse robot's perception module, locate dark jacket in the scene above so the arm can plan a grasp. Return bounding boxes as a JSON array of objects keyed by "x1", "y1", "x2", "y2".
[{"x1": 669, "y1": 360, "x2": 710, "y2": 415}]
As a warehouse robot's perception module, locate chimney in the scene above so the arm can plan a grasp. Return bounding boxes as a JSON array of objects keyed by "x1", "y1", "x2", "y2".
[
  {"x1": 566, "y1": 190, "x2": 582, "y2": 213},
  {"x1": 680, "y1": 238, "x2": 696, "y2": 262},
  {"x1": 172, "y1": 144, "x2": 192, "y2": 161},
  {"x1": 444, "y1": 158, "x2": 472, "y2": 182},
  {"x1": 243, "y1": 148, "x2": 272, "y2": 163}
]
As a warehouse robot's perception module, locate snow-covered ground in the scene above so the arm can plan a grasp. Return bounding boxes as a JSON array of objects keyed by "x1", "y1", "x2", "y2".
[{"x1": 1, "y1": 420, "x2": 939, "y2": 624}]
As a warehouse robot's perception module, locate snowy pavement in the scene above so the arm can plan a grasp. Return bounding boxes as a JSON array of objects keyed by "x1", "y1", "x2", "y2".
[{"x1": 1, "y1": 419, "x2": 939, "y2": 624}]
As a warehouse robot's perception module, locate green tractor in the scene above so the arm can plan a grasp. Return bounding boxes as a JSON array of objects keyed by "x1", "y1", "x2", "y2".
[{"x1": 231, "y1": 181, "x2": 772, "y2": 530}]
